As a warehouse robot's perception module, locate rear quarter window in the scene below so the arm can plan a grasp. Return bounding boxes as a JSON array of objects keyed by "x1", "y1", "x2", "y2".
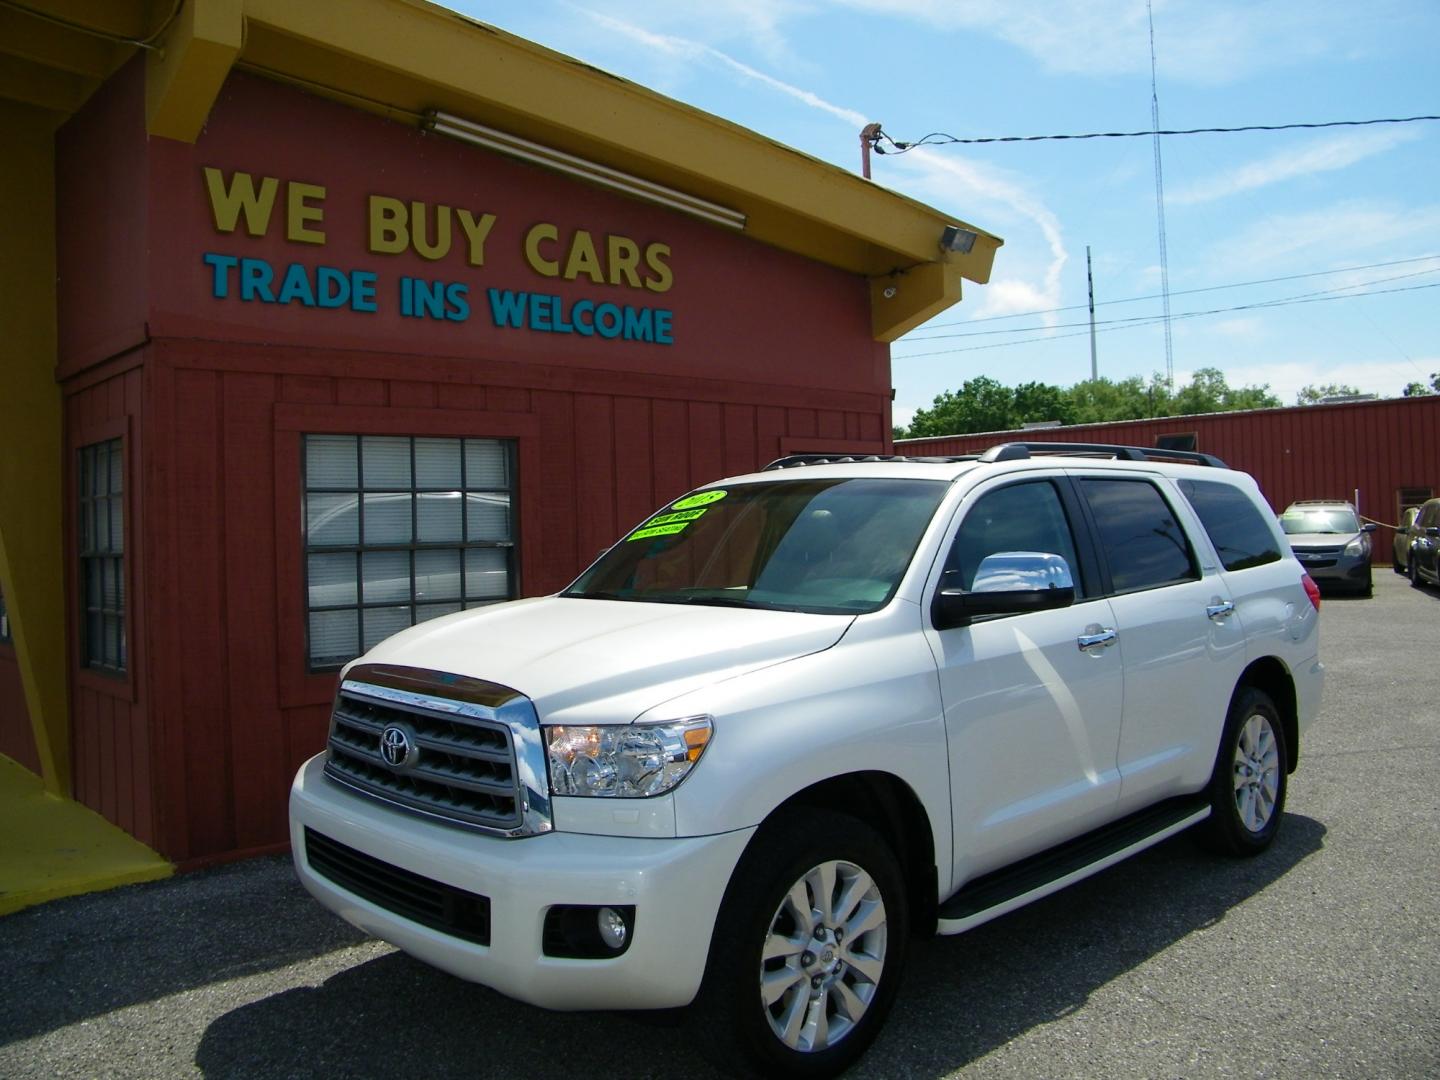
[{"x1": 1177, "y1": 479, "x2": 1284, "y2": 572}]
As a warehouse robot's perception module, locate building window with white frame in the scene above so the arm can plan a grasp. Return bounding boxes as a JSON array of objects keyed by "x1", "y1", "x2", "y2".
[
  {"x1": 78, "y1": 438, "x2": 126, "y2": 673},
  {"x1": 303, "y1": 434, "x2": 517, "y2": 670}
]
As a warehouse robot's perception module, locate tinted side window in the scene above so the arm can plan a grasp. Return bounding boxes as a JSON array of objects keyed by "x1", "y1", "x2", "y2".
[
  {"x1": 1079, "y1": 478, "x2": 1197, "y2": 593},
  {"x1": 1178, "y1": 479, "x2": 1283, "y2": 572},
  {"x1": 946, "y1": 480, "x2": 1083, "y2": 596}
]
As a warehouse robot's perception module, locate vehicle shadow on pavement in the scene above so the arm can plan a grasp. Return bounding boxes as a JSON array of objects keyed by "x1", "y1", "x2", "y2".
[
  {"x1": 0, "y1": 855, "x2": 369, "y2": 1046},
  {"x1": 192, "y1": 816, "x2": 1324, "y2": 1079}
]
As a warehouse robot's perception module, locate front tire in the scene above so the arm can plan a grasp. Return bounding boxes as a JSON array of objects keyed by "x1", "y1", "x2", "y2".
[
  {"x1": 693, "y1": 808, "x2": 908, "y2": 1077},
  {"x1": 1198, "y1": 686, "x2": 1288, "y2": 856}
]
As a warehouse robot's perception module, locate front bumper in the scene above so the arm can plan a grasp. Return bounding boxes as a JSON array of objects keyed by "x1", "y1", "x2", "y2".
[
  {"x1": 290, "y1": 753, "x2": 754, "y2": 1010},
  {"x1": 1294, "y1": 550, "x2": 1370, "y2": 586}
]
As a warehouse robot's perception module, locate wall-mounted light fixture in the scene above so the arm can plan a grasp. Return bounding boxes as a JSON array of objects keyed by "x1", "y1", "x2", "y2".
[
  {"x1": 939, "y1": 225, "x2": 978, "y2": 254},
  {"x1": 424, "y1": 111, "x2": 748, "y2": 231}
]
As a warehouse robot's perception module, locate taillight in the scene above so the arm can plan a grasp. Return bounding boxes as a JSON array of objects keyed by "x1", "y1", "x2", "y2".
[{"x1": 1302, "y1": 573, "x2": 1321, "y2": 611}]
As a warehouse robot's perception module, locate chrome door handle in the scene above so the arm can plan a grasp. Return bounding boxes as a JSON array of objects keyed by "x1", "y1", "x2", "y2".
[
  {"x1": 1207, "y1": 601, "x2": 1236, "y2": 619},
  {"x1": 1077, "y1": 628, "x2": 1117, "y2": 650}
]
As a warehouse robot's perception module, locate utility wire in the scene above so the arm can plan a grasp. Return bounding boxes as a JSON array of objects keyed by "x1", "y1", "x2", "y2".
[
  {"x1": 908, "y1": 253, "x2": 1440, "y2": 332},
  {"x1": 893, "y1": 282, "x2": 1440, "y2": 359},
  {"x1": 874, "y1": 114, "x2": 1440, "y2": 152},
  {"x1": 908, "y1": 267, "x2": 1440, "y2": 341}
]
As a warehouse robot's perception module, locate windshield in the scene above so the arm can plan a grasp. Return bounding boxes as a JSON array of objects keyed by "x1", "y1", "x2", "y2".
[
  {"x1": 564, "y1": 477, "x2": 948, "y2": 614},
  {"x1": 1280, "y1": 507, "x2": 1360, "y2": 535}
]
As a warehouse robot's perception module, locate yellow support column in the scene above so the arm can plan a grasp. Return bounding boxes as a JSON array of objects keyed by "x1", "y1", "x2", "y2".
[
  {"x1": 145, "y1": 0, "x2": 242, "y2": 143},
  {"x1": 0, "y1": 100, "x2": 67, "y2": 795}
]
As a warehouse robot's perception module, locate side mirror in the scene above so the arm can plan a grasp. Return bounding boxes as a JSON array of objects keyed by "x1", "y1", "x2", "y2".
[
  {"x1": 933, "y1": 552, "x2": 1076, "y2": 630},
  {"x1": 1361, "y1": 522, "x2": 1378, "y2": 533}
]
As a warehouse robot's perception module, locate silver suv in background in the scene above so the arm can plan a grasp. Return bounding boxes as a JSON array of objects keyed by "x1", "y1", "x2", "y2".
[{"x1": 1279, "y1": 500, "x2": 1376, "y2": 597}]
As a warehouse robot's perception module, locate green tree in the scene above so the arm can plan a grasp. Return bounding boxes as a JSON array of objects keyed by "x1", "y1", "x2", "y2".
[
  {"x1": 1173, "y1": 367, "x2": 1279, "y2": 414},
  {"x1": 1013, "y1": 381, "x2": 1076, "y2": 426},
  {"x1": 1401, "y1": 373, "x2": 1439, "y2": 397},
  {"x1": 904, "y1": 376, "x2": 1017, "y2": 437},
  {"x1": 1064, "y1": 375, "x2": 1167, "y2": 424},
  {"x1": 1296, "y1": 382, "x2": 1362, "y2": 405}
]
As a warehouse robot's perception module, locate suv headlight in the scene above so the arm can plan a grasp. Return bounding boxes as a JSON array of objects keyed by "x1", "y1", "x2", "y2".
[
  {"x1": 1344, "y1": 536, "x2": 1369, "y2": 556},
  {"x1": 545, "y1": 716, "x2": 713, "y2": 797}
]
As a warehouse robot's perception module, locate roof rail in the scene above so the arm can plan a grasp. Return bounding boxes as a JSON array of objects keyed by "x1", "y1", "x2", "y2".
[
  {"x1": 977, "y1": 442, "x2": 1229, "y2": 468},
  {"x1": 762, "y1": 453, "x2": 975, "y2": 470}
]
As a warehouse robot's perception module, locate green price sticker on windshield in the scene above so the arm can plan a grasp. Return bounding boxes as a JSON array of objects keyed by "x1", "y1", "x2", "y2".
[
  {"x1": 671, "y1": 489, "x2": 727, "y2": 511},
  {"x1": 628, "y1": 522, "x2": 691, "y2": 542}
]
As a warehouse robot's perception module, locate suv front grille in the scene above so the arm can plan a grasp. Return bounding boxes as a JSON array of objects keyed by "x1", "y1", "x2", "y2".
[
  {"x1": 304, "y1": 828, "x2": 491, "y2": 945},
  {"x1": 324, "y1": 683, "x2": 523, "y2": 831}
]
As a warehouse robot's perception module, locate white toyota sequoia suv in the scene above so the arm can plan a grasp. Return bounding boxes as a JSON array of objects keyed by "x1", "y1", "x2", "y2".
[{"x1": 290, "y1": 443, "x2": 1324, "y2": 1077}]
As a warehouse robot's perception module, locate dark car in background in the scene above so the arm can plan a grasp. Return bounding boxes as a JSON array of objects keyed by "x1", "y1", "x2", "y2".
[
  {"x1": 1279, "y1": 500, "x2": 1376, "y2": 597},
  {"x1": 1405, "y1": 498, "x2": 1440, "y2": 589},
  {"x1": 1393, "y1": 506, "x2": 1420, "y2": 576}
]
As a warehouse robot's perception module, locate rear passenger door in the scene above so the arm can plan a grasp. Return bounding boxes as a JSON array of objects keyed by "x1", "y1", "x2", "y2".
[{"x1": 1070, "y1": 473, "x2": 1249, "y2": 814}]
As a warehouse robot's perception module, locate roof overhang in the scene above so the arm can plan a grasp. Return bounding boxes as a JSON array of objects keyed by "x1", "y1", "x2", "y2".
[{"x1": 0, "y1": 0, "x2": 1000, "y2": 341}]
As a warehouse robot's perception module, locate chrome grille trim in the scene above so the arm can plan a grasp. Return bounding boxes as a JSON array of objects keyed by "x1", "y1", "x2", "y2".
[{"x1": 322, "y1": 665, "x2": 553, "y2": 837}]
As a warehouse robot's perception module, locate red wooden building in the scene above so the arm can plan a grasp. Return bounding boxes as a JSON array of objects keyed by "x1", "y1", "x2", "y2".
[
  {"x1": 0, "y1": 1, "x2": 999, "y2": 865},
  {"x1": 899, "y1": 394, "x2": 1440, "y2": 554}
]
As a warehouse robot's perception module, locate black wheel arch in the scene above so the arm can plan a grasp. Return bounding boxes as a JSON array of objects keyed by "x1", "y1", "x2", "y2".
[
  {"x1": 754, "y1": 771, "x2": 939, "y2": 937},
  {"x1": 1234, "y1": 657, "x2": 1299, "y2": 773}
]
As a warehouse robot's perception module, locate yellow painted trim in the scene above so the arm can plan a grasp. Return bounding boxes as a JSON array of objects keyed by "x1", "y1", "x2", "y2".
[
  {"x1": 870, "y1": 262, "x2": 964, "y2": 343},
  {"x1": 145, "y1": 0, "x2": 242, "y2": 143},
  {"x1": 0, "y1": 100, "x2": 67, "y2": 796},
  {"x1": 0, "y1": 755, "x2": 172, "y2": 916}
]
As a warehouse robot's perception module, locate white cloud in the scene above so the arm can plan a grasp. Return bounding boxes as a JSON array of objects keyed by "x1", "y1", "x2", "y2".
[
  {"x1": 1207, "y1": 201, "x2": 1440, "y2": 271},
  {"x1": 1221, "y1": 358, "x2": 1440, "y2": 404},
  {"x1": 1171, "y1": 130, "x2": 1422, "y2": 205},
  {"x1": 829, "y1": 0, "x2": 1394, "y2": 84}
]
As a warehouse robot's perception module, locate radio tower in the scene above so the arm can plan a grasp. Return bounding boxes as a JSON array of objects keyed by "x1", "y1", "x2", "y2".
[{"x1": 1147, "y1": 0, "x2": 1174, "y2": 387}]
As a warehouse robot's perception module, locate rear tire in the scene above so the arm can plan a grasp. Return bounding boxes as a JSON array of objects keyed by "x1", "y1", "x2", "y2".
[
  {"x1": 692, "y1": 808, "x2": 908, "y2": 1078},
  {"x1": 1198, "y1": 686, "x2": 1288, "y2": 856}
]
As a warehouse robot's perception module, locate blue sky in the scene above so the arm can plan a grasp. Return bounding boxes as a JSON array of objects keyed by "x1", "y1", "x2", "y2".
[{"x1": 444, "y1": 0, "x2": 1440, "y2": 428}]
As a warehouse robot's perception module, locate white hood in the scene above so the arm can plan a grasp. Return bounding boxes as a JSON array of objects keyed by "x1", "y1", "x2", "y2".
[{"x1": 355, "y1": 596, "x2": 852, "y2": 725}]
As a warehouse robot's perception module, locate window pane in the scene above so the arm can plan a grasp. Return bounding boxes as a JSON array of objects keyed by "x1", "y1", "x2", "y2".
[
  {"x1": 416, "y1": 491, "x2": 463, "y2": 542},
  {"x1": 361, "y1": 550, "x2": 411, "y2": 604},
  {"x1": 465, "y1": 440, "x2": 508, "y2": 488},
  {"x1": 308, "y1": 552, "x2": 358, "y2": 608},
  {"x1": 108, "y1": 444, "x2": 123, "y2": 494},
  {"x1": 363, "y1": 492, "x2": 413, "y2": 543},
  {"x1": 79, "y1": 450, "x2": 92, "y2": 501},
  {"x1": 465, "y1": 548, "x2": 510, "y2": 598},
  {"x1": 103, "y1": 613, "x2": 120, "y2": 667},
  {"x1": 415, "y1": 548, "x2": 462, "y2": 601},
  {"x1": 416, "y1": 438, "x2": 462, "y2": 487},
  {"x1": 307, "y1": 493, "x2": 359, "y2": 546},
  {"x1": 417, "y1": 602, "x2": 462, "y2": 624},
  {"x1": 362, "y1": 436, "x2": 411, "y2": 489},
  {"x1": 109, "y1": 495, "x2": 124, "y2": 552},
  {"x1": 1080, "y1": 479, "x2": 1197, "y2": 592},
  {"x1": 94, "y1": 500, "x2": 109, "y2": 556},
  {"x1": 363, "y1": 605, "x2": 412, "y2": 651},
  {"x1": 102, "y1": 559, "x2": 121, "y2": 610},
  {"x1": 306, "y1": 435, "x2": 357, "y2": 488},
  {"x1": 466, "y1": 495, "x2": 511, "y2": 542},
  {"x1": 309, "y1": 609, "x2": 359, "y2": 666}
]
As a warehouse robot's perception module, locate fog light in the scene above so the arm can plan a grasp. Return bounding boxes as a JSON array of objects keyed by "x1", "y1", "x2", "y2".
[{"x1": 597, "y1": 906, "x2": 628, "y2": 949}]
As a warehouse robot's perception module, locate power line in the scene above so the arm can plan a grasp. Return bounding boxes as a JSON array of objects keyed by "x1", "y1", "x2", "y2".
[
  {"x1": 874, "y1": 114, "x2": 1440, "y2": 152},
  {"x1": 892, "y1": 282, "x2": 1440, "y2": 359},
  {"x1": 906, "y1": 253, "x2": 1440, "y2": 332},
  {"x1": 907, "y1": 267, "x2": 1440, "y2": 341}
]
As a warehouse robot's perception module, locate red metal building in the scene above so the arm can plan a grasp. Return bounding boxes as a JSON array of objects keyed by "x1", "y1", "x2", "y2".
[{"x1": 899, "y1": 394, "x2": 1440, "y2": 551}]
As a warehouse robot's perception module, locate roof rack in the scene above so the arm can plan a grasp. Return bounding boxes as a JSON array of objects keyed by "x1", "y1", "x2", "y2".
[
  {"x1": 977, "y1": 442, "x2": 1229, "y2": 468},
  {"x1": 763, "y1": 453, "x2": 974, "y2": 470},
  {"x1": 762, "y1": 443, "x2": 1229, "y2": 472}
]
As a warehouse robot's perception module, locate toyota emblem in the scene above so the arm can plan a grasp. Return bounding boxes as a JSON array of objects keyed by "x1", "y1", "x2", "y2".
[{"x1": 380, "y1": 724, "x2": 412, "y2": 769}]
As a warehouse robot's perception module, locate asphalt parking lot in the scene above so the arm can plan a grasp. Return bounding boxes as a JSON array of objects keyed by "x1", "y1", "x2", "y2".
[{"x1": 2, "y1": 572, "x2": 1437, "y2": 1079}]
